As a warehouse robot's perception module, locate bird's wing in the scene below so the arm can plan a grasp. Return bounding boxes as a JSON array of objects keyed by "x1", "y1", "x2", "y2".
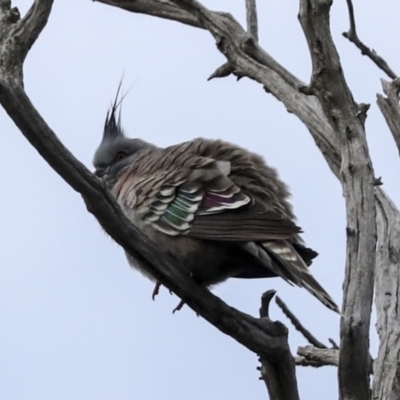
[
  {"x1": 187, "y1": 208, "x2": 300, "y2": 241},
  {"x1": 111, "y1": 143, "x2": 301, "y2": 240}
]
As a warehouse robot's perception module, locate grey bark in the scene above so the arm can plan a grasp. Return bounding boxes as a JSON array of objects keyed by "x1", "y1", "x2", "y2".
[
  {"x1": 245, "y1": 0, "x2": 258, "y2": 41},
  {"x1": 296, "y1": 346, "x2": 339, "y2": 368},
  {"x1": 373, "y1": 194, "x2": 400, "y2": 400},
  {"x1": 298, "y1": 2, "x2": 376, "y2": 399},
  {"x1": 95, "y1": 0, "x2": 203, "y2": 28},
  {"x1": 377, "y1": 78, "x2": 400, "y2": 159},
  {"x1": 259, "y1": 291, "x2": 300, "y2": 400}
]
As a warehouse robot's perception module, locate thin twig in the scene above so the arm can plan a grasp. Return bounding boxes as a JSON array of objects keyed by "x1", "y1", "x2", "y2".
[
  {"x1": 329, "y1": 338, "x2": 339, "y2": 350},
  {"x1": 245, "y1": 0, "x2": 258, "y2": 41},
  {"x1": 342, "y1": 0, "x2": 397, "y2": 79},
  {"x1": 275, "y1": 296, "x2": 327, "y2": 349}
]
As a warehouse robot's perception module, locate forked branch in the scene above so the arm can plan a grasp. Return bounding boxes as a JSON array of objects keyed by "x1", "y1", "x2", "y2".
[
  {"x1": 343, "y1": 0, "x2": 397, "y2": 79},
  {"x1": 298, "y1": 1, "x2": 376, "y2": 399}
]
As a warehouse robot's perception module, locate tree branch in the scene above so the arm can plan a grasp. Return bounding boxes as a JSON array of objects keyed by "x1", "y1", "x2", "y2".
[
  {"x1": 207, "y1": 61, "x2": 234, "y2": 81},
  {"x1": 373, "y1": 193, "x2": 400, "y2": 399},
  {"x1": 342, "y1": 0, "x2": 397, "y2": 80},
  {"x1": 0, "y1": 3, "x2": 300, "y2": 400},
  {"x1": 294, "y1": 356, "x2": 331, "y2": 368},
  {"x1": 94, "y1": 0, "x2": 203, "y2": 28},
  {"x1": 296, "y1": 346, "x2": 339, "y2": 368},
  {"x1": 377, "y1": 78, "x2": 400, "y2": 158},
  {"x1": 258, "y1": 291, "x2": 300, "y2": 400},
  {"x1": 275, "y1": 296, "x2": 327, "y2": 349},
  {"x1": 245, "y1": 0, "x2": 258, "y2": 41},
  {"x1": 298, "y1": 1, "x2": 376, "y2": 400},
  {"x1": 0, "y1": 0, "x2": 53, "y2": 80},
  {"x1": 374, "y1": 75, "x2": 400, "y2": 400}
]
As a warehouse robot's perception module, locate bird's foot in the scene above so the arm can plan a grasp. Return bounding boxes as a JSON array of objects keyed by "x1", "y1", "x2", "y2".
[
  {"x1": 172, "y1": 299, "x2": 185, "y2": 313},
  {"x1": 152, "y1": 281, "x2": 162, "y2": 301}
]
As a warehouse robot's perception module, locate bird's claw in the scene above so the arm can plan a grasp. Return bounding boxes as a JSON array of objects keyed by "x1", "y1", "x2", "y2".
[
  {"x1": 172, "y1": 299, "x2": 185, "y2": 313},
  {"x1": 152, "y1": 281, "x2": 162, "y2": 301}
]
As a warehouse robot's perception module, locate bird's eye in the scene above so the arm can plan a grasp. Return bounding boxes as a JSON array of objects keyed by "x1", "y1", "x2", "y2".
[{"x1": 116, "y1": 151, "x2": 127, "y2": 160}]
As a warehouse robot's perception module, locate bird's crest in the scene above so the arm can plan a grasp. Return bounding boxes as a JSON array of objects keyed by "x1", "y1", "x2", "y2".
[{"x1": 103, "y1": 79, "x2": 132, "y2": 140}]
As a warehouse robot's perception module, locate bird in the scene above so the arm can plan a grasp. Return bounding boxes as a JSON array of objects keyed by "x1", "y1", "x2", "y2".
[{"x1": 93, "y1": 91, "x2": 339, "y2": 314}]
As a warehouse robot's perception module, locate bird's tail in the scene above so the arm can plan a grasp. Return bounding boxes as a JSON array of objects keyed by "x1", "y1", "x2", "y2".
[{"x1": 260, "y1": 240, "x2": 340, "y2": 314}]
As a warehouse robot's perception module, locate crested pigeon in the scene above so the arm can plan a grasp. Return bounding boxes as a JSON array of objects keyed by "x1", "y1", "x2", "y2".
[{"x1": 93, "y1": 96, "x2": 339, "y2": 314}]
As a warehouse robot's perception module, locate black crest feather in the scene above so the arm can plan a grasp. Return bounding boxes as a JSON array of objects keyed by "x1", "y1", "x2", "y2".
[{"x1": 103, "y1": 80, "x2": 127, "y2": 140}]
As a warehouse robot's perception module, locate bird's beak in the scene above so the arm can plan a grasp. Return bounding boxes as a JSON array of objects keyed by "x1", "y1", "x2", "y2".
[{"x1": 94, "y1": 167, "x2": 107, "y2": 178}]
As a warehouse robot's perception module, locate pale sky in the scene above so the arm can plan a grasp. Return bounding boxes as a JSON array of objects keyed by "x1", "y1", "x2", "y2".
[{"x1": 1, "y1": 1, "x2": 399, "y2": 399}]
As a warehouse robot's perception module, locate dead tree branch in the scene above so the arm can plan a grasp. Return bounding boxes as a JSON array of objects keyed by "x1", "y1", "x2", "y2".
[
  {"x1": 294, "y1": 356, "x2": 331, "y2": 368},
  {"x1": 245, "y1": 0, "x2": 258, "y2": 41},
  {"x1": 275, "y1": 296, "x2": 327, "y2": 349},
  {"x1": 373, "y1": 193, "x2": 400, "y2": 399},
  {"x1": 258, "y1": 291, "x2": 300, "y2": 400},
  {"x1": 296, "y1": 346, "x2": 339, "y2": 368},
  {"x1": 342, "y1": 0, "x2": 397, "y2": 79},
  {"x1": 94, "y1": 0, "x2": 203, "y2": 28},
  {"x1": 298, "y1": 1, "x2": 376, "y2": 400},
  {"x1": 377, "y1": 78, "x2": 400, "y2": 158},
  {"x1": 207, "y1": 62, "x2": 234, "y2": 81}
]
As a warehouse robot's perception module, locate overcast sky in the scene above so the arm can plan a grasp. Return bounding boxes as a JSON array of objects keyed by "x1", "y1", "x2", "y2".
[{"x1": 1, "y1": 1, "x2": 399, "y2": 399}]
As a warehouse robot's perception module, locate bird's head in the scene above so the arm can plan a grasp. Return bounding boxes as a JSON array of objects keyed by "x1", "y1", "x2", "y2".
[{"x1": 93, "y1": 85, "x2": 152, "y2": 180}]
